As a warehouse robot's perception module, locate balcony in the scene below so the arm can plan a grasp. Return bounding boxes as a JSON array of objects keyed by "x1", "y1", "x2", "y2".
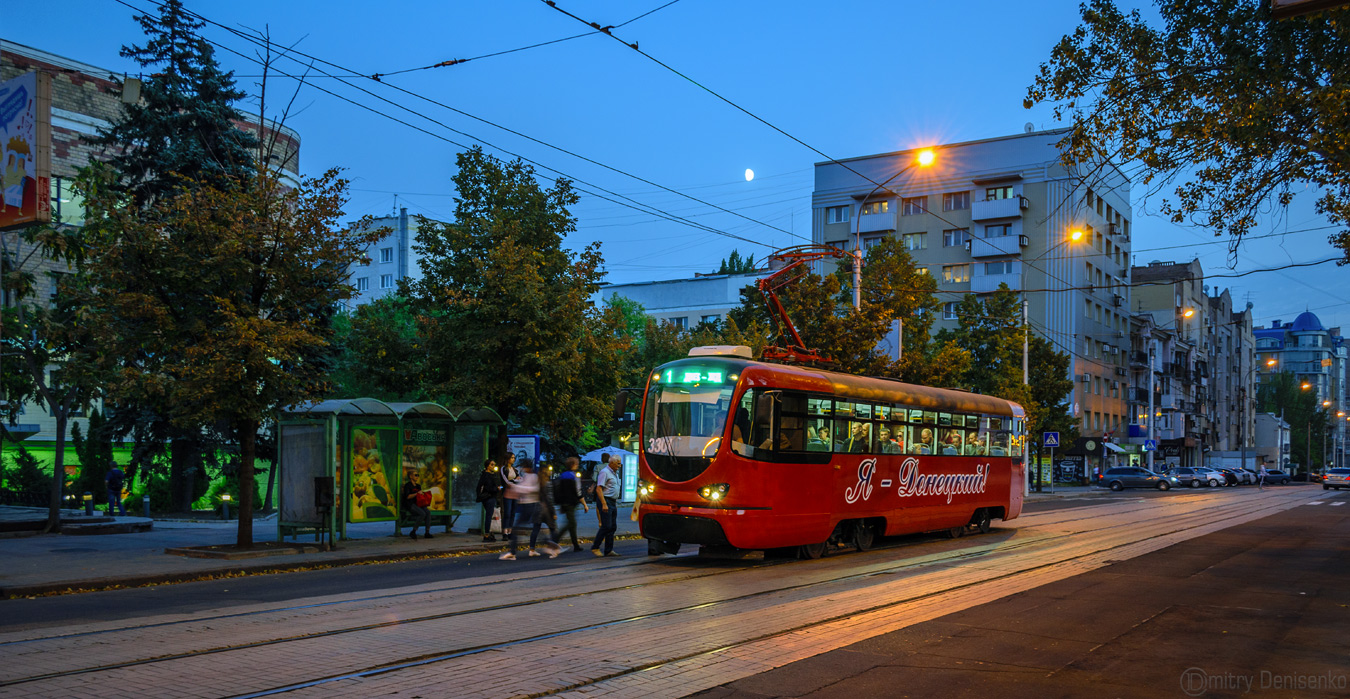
[
  {"x1": 971, "y1": 197, "x2": 1025, "y2": 221},
  {"x1": 970, "y1": 273, "x2": 1020, "y2": 293},
  {"x1": 1129, "y1": 350, "x2": 1149, "y2": 366},
  {"x1": 857, "y1": 212, "x2": 895, "y2": 234},
  {"x1": 970, "y1": 235, "x2": 1023, "y2": 258}
]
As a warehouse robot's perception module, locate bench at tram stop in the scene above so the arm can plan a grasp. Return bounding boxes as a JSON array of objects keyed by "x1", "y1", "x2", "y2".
[{"x1": 397, "y1": 506, "x2": 461, "y2": 538}]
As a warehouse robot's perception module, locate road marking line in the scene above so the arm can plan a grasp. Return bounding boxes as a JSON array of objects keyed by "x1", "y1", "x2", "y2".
[
  {"x1": 1331, "y1": 502, "x2": 1345, "y2": 507},
  {"x1": 1307, "y1": 501, "x2": 1325, "y2": 505}
]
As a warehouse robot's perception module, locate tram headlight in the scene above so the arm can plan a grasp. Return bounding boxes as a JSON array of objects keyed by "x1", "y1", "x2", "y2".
[
  {"x1": 638, "y1": 479, "x2": 654, "y2": 497},
  {"x1": 698, "y1": 483, "x2": 730, "y2": 501}
]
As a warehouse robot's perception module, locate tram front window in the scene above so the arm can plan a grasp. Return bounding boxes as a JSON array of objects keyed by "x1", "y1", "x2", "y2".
[{"x1": 644, "y1": 380, "x2": 737, "y2": 482}]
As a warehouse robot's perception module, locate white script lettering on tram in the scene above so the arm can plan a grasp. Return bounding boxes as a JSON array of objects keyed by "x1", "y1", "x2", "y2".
[
  {"x1": 895, "y1": 458, "x2": 989, "y2": 504},
  {"x1": 844, "y1": 458, "x2": 877, "y2": 504}
]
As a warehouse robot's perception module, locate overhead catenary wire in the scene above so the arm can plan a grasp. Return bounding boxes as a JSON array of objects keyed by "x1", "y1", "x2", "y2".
[
  {"x1": 123, "y1": 0, "x2": 809, "y2": 247},
  {"x1": 113, "y1": 0, "x2": 783, "y2": 252}
]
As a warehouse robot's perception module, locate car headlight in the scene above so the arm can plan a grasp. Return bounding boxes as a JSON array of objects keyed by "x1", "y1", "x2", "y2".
[
  {"x1": 638, "y1": 479, "x2": 654, "y2": 497},
  {"x1": 699, "y1": 483, "x2": 730, "y2": 501}
]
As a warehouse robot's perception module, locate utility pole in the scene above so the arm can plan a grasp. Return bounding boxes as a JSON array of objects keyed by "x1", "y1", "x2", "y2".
[
  {"x1": 1022, "y1": 300, "x2": 1029, "y2": 386},
  {"x1": 1147, "y1": 337, "x2": 1156, "y2": 472}
]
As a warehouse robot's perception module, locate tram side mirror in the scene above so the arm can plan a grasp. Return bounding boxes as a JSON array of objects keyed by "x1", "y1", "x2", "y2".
[{"x1": 613, "y1": 388, "x2": 639, "y2": 427}]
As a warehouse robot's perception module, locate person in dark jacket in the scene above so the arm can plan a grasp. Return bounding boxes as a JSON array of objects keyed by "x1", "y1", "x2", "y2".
[
  {"x1": 475, "y1": 459, "x2": 500, "y2": 542},
  {"x1": 105, "y1": 464, "x2": 127, "y2": 516},
  {"x1": 402, "y1": 470, "x2": 433, "y2": 540}
]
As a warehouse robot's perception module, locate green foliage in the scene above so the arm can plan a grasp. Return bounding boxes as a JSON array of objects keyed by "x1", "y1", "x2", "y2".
[
  {"x1": 2, "y1": 447, "x2": 52, "y2": 494},
  {"x1": 72, "y1": 409, "x2": 118, "y2": 502},
  {"x1": 1026, "y1": 0, "x2": 1350, "y2": 260},
  {"x1": 89, "y1": 0, "x2": 257, "y2": 206},
  {"x1": 714, "y1": 249, "x2": 758, "y2": 274},
  {"x1": 406, "y1": 147, "x2": 627, "y2": 451},
  {"x1": 330, "y1": 296, "x2": 427, "y2": 401},
  {"x1": 1258, "y1": 371, "x2": 1330, "y2": 468}
]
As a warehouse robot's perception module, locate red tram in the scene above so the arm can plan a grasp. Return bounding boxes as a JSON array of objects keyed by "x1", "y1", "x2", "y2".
[{"x1": 635, "y1": 346, "x2": 1027, "y2": 558}]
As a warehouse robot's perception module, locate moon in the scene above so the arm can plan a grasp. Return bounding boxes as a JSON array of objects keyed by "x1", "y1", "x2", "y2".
[{"x1": 744, "y1": 168, "x2": 754, "y2": 181}]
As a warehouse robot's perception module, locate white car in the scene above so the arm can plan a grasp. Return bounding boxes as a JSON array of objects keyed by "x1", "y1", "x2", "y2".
[
  {"x1": 1324, "y1": 468, "x2": 1350, "y2": 490},
  {"x1": 1194, "y1": 468, "x2": 1226, "y2": 488}
]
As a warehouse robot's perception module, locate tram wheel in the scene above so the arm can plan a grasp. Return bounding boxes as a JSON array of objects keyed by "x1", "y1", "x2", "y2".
[
  {"x1": 970, "y1": 508, "x2": 992, "y2": 535},
  {"x1": 798, "y1": 541, "x2": 827, "y2": 559},
  {"x1": 946, "y1": 525, "x2": 965, "y2": 539},
  {"x1": 853, "y1": 521, "x2": 876, "y2": 551}
]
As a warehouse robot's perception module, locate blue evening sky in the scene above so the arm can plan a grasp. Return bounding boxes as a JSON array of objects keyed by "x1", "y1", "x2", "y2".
[{"x1": 6, "y1": 1, "x2": 1344, "y2": 331}]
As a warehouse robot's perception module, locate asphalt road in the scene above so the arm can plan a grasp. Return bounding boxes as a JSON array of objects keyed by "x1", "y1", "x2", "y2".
[{"x1": 694, "y1": 489, "x2": 1350, "y2": 699}]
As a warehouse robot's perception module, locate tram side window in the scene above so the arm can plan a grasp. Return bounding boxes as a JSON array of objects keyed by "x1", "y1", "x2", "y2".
[
  {"x1": 833, "y1": 400, "x2": 870, "y2": 453},
  {"x1": 1010, "y1": 418, "x2": 1025, "y2": 457},
  {"x1": 806, "y1": 397, "x2": 833, "y2": 451},
  {"x1": 911, "y1": 423, "x2": 936, "y2": 454}
]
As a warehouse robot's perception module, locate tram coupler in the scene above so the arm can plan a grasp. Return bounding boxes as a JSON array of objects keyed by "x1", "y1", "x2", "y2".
[
  {"x1": 697, "y1": 545, "x2": 763, "y2": 560},
  {"x1": 647, "y1": 538, "x2": 681, "y2": 556}
]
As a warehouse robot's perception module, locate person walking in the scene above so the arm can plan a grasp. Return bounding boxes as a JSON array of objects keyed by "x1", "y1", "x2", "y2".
[
  {"x1": 105, "y1": 463, "x2": 127, "y2": 516},
  {"x1": 500, "y1": 453, "x2": 521, "y2": 537},
  {"x1": 591, "y1": 456, "x2": 622, "y2": 557},
  {"x1": 1258, "y1": 461, "x2": 1269, "y2": 490},
  {"x1": 402, "y1": 470, "x2": 433, "y2": 540},
  {"x1": 475, "y1": 459, "x2": 500, "y2": 542},
  {"x1": 555, "y1": 457, "x2": 589, "y2": 552},
  {"x1": 529, "y1": 463, "x2": 562, "y2": 557},
  {"x1": 501, "y1": 459, "x2": 559, "y2": 560}
]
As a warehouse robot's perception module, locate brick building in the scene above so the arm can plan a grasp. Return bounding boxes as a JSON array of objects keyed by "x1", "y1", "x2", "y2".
[{"x1": 1, "y1": 39, "x2": 301, "y2": 442}]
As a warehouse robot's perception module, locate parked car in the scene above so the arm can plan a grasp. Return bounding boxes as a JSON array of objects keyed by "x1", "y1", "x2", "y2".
[
  {"x1": 1194, "y1": 467, "x2": 1226, "y2": 487},
  {"x1": 1260, "y1": 469, "x2": 1291, "y2": 485},
  {"x1": 1323, "y1": 468, "x2": 1350, "y2": 490},
  {"x1": 1099, "y1": 467, "x2": 1178, "y2": 491},
  {"x1": 1236, "y1": 468, "x2": 1259, "y2": 484},
  {"x1": 1164, "y1": 467, "x2": 1207, "y2": 488},
  {"x1": 1210, "y1": 467, "x2": 1241, "y2": 486}
]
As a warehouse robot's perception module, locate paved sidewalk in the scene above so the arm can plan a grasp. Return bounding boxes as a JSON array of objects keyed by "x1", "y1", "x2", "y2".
[{"x1": 0, "y1": 503, "x2": 640, "y2": 598}]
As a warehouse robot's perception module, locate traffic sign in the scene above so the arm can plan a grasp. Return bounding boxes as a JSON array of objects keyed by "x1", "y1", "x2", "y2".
[
  {"x1": 1144, "y1": 439, "x2": 1158, "y2": 451},
  {"x1": 1043, "y1": 432, "x2": 1060, "y2": 448}
]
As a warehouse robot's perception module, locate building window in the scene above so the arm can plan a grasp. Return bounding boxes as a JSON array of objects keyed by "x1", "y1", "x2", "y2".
[
  {"x1": 984, "y1": 259, "x2": 1013, "y2": 275},
  {"x1": 1086, "y1": 189, "x2": 1095, "y2": 208},
  {"x1": 942, "y1": 228, "x2": 969, "y2": 247},
  {"x1": 1085, "y1": 299, "x2": 1093, "y2": 318},
  {"x1": 916, "y1": 267, "x2": 929, "y2": 275},
  {"x1": 668, "y1": 316, "x2": 688, "y2": 329},
  {"x1": 943, "y1": 191, "x2": 970, "y2": 211},
  {"x1": 380, "y1": 247, "x2": 394, "y2": 263},
  {"x1": 861, "y1": 200, "x2": 889, "y2": 215},
  {"x1": 356, "y1": 277, "x2": 369, "y2": 291},
  {"x1": 825, "y1": 205, "x2": 850, "y2": 224},
  {"x1": 380, "y1": 274, "x2": 394, "y2": 289},
  {"x1": 942, "y1": 264, "x2": 971, "y2": 284},
  {"x1": 904, "y1": 232, "x2": 927, "y2": 250},
  {"x1": 862, "y1": 235, "x2": 888, "y2": 250},
  {"x1": 985, "y1": 185, "x2": 1014, "y2": 200},
  {"x1": 1097, "y1": 197, "x2": 1104, "y2": 215},
  {"x1": 901, "y1": 197, "x2": 927, "y2": 215},
  {"x1": 701, "y1": 314, "x2": 720, "y2": 325},
  {"x1": 985, "y1": 223, "x2": 1011, "y2": 238},
  {"x1": 942, "y1": 302, "x2": 959, "y2": 320}
]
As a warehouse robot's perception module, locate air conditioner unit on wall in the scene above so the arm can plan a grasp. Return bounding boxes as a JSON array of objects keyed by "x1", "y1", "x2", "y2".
[
  {"x1": 1019, "y1": 234, "x2": 1030, "y2": 247},
  {"x1": 964, "y1": 240, "x2": 972, "y2": 252},
  {"x1": 1018, "y1": 195, "x2": 1031, "y2": 210},
  {"x1": 1079, "y1": 373, "x2": 1093, "y2": 383}
]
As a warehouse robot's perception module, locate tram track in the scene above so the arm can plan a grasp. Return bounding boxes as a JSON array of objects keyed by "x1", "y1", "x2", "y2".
[{"x1": 2, "y1": 488, "x2": 1317, "y2": 697}]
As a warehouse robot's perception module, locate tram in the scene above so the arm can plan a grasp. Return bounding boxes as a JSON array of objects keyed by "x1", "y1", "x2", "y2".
[{"x1": 635, "y1": 345, "x2": 1027, "y2": 558}]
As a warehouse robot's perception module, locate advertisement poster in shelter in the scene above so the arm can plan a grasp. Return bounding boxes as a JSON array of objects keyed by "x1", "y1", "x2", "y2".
[
  {"x1": 402, "y1": 426, "x2": 451, "y2": 513},
  {"x1": 349, "y1": 427, "x2": 399, "y2": 522}
]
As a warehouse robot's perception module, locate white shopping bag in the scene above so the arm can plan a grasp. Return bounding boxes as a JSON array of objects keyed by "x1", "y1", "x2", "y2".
[{"x1": 489, "y1": 509, "x2": 503, "y2": 535}]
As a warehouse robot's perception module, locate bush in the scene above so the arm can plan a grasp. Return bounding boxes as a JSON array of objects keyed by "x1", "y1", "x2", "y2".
[{"x1": 3, "y1": 447, "x2": 53, "y2": 494}]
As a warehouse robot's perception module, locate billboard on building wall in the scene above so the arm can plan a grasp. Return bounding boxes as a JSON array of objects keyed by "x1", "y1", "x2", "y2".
[{"x1": 0, "y1": 71, "x2": 52, "y2": 231}]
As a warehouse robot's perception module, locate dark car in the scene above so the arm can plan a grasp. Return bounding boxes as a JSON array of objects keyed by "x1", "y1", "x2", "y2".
[
  {"x1": 1164, "y1": 467, "x2": 1208, "y2": 488},
  {"x1": 1323, "y1": 468, "x2": 1350, "y2": 490},
  {"x1": 1098, "y1": 467, "x2": 1177, "y2": 491},
  {"x1": 1261, "y1": 469, "x2": 1291, "y2": 485},
  {"x1": 1210, "y1": 467, "x2": 1240, "y2": 486}
]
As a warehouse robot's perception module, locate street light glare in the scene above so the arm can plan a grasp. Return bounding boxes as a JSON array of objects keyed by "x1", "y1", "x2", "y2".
[
  {"x1": 1266, "y1": 358, "x2": 1278, "y2": 366},
  {"x1": 917, "y1": 149, "x2": 936, "y2": 166},
  {"x1": 1182, "y1": 308, "x2": 1195, "y2": 318},
  {"x1": 1070, "y1": 229, "x2": 1084, "y2": 242},
  {"x1": 1302, "y1": 382, "x2": 1311, "y2": 390}
]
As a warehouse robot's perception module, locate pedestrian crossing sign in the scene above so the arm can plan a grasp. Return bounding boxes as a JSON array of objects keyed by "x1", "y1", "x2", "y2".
[{"x1": 1043, "y1": 432, "x2": 1060, "y2": 448}]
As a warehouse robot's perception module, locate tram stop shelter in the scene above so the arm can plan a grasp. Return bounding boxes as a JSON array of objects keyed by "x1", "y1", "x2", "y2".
[{"x1": 276, "y1": 399, "x2": 502, "y2": 542}]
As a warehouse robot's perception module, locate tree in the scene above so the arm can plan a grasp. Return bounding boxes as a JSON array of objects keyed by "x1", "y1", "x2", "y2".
[
  {"x1": 1258, "y1": 371, "x2": 1329, "y2": 471},
  {"x1": 406, "y1": 147, "x2": 627, "y2": 456},
  {"x1": 71, "y1": 408, "x2": 117, "y2": 506},
  {"x1": 0, "y1": 223, "x2": 102, "y2": 531},
  {"x1": 80, "y1": 164, "x2": 383, "y2": 547},
  {"x1": 1026, "y1": 0, "x2": 1350, "y2": 260},
  {"x1": 330, "y1": 296, "x2": 428, "y2": 401},
  {"x1": 89, "y1": 0, "x2": 257, "y2": 206},
  {"x1": 714, "y1": 249, "x2": 758, "y2": 275},
  {"x1": 82, "y1": 0, "x2": 262, "y2": 513}
]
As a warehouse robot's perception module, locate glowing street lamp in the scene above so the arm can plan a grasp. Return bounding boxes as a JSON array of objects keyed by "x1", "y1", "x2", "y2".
[{"x1": 852, "y1": 148, "x2": 935, "y2": 310}]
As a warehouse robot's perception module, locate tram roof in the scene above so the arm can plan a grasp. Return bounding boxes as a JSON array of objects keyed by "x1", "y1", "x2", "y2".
[{"x1": 656, "y1": 356, "x2": 1021, "y2": 417}]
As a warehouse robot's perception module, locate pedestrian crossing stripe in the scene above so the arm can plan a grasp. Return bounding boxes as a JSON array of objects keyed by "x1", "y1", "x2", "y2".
[
  {"x1": 1308, "y1": 501, "x2": 1325, "y2": 505},
  {"x1": 1332, "y1": 502, "x2": 1345, "y2": 507}
]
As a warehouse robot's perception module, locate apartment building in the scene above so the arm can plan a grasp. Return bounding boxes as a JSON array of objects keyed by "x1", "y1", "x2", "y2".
[
  {"x1": 597, "y1": 270, "x2": 767, "y2": 329},
  {"x1": 811, "y1": 128, "x2": 1133, "y2": 438},
  {"x1": 1254, "y1": 310, "x2": 1347, "y2": 469},
  {"x1": 344, "y1": 208, "x2": 435, "y2": 308}
]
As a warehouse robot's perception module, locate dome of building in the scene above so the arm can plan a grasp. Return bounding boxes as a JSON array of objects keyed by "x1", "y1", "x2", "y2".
[{"x1": 1290, "y1": 311, "x2": 1325, "y2": 332}]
